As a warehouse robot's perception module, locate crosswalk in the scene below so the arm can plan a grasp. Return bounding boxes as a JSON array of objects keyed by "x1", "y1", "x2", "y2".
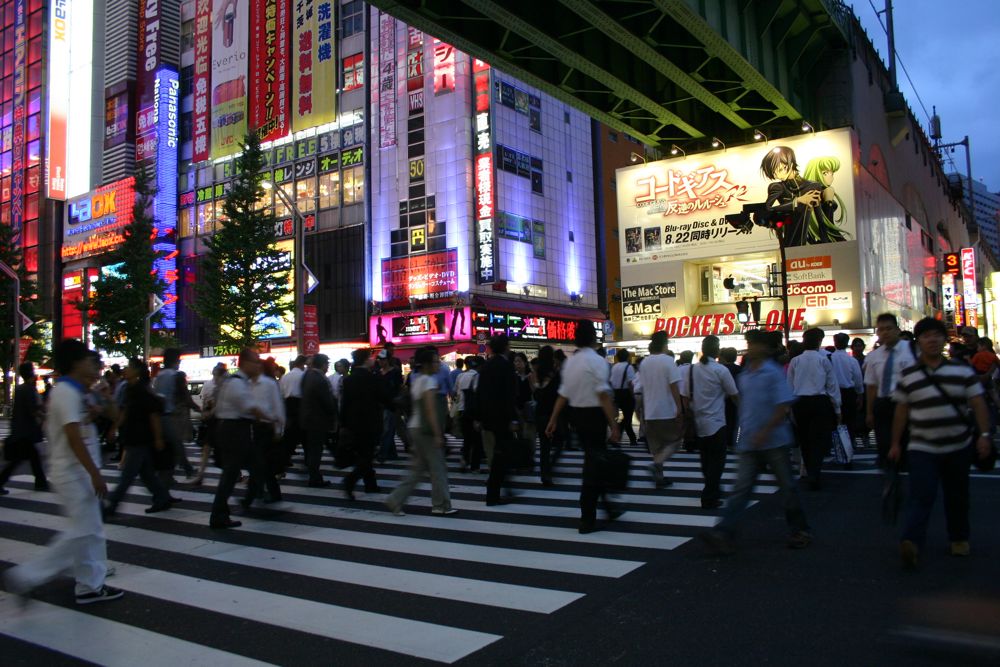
[{"x1": 0, "y1": 430, "x2": 780, "y2": 665}]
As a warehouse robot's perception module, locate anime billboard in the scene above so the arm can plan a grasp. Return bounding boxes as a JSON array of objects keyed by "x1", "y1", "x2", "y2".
[{"x1": 616, "y1": 128, "x2": 856, "y2": 264}]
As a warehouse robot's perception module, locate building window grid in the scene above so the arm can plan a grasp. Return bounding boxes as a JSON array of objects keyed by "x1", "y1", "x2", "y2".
[{"x1": 341, "y1": 0, "x2": 364, "y2": 38}]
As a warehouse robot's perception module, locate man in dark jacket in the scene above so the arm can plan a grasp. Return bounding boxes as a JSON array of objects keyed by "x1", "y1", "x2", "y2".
[
  {"x1": 340, "y1": 348, "x2": 387, "y2": 498},
  {"x1": 300, "y1": 354, "x2": 337, "y2": 487},
  {"x1": 477, "y1": 335, "x2": 519, "y2": 505},
  {"x1": 0, "y1": 362, "x2": 48, "y2": 493}
]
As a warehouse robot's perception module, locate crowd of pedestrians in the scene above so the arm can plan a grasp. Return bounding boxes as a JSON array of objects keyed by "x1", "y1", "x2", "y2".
[{"x1": 3, "y1": 312, "x2": 999, "y2": 604}]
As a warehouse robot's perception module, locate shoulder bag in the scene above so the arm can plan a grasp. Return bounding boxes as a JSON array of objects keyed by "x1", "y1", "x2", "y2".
[{"x1": 919, "y1": 366, "x2": 996, "y2": 471}]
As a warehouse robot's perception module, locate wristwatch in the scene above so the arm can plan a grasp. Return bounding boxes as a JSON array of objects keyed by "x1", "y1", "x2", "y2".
[{"x1": 980, "y1": 432, "x2": 991, "y2": 438}]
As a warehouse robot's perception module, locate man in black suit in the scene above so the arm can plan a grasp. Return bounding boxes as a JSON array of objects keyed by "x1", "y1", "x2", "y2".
[
  {"x1": 340, "y1": 348, "x2": 387, "y2": 499},
  {"x1": 477, "y1": 335, "x2": 519, "y2": 506},
  {"x1": 300, "y1": 354, "x2": 337, "y2": 487}
]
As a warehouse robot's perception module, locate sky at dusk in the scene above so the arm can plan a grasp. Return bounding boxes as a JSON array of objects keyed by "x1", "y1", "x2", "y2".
[{"x1": 849, "y1": 1, "x2": 1000, "y2": 192}]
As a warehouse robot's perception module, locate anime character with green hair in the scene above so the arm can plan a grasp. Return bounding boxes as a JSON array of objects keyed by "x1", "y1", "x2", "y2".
[{"x1": 802, "y1": 156, "x2": 849, "y2": 243}]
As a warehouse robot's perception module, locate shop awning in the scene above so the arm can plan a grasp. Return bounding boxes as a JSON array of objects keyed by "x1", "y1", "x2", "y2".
[{"x1": 472, "y1": 296, "x2": 606, "y2": 322}]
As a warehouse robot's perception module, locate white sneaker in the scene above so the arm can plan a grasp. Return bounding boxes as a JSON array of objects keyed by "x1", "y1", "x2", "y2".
[
  {"x1": 76, "y1": 585, "x2": 124, "y2": 605},
  {"x1": 432, "y1": 508, "x2": 458, "y2": 515}
]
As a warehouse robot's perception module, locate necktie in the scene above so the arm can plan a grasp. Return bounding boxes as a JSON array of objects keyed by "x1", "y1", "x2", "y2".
[{"x1": 881, "y1": 346, "x2": 895, "y2": 397}]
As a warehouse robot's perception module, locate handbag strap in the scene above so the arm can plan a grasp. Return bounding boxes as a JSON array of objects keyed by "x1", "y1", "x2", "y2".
[
  {"x1": 918, "y1": 366, "x2": 973, "y2": 427},
  {"x1": 619, "y1": 363, "x2": 629, "y2": 390}
]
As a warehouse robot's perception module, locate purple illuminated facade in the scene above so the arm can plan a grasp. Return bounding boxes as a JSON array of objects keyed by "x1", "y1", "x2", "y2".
[{"x1": 369, "y1": 11, "x2": 601, "y2": 350}]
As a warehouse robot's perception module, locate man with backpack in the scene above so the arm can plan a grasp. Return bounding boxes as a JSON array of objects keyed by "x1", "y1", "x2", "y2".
[{"x1": 152, "y1": 348, "x2": 196, "y2": 486}]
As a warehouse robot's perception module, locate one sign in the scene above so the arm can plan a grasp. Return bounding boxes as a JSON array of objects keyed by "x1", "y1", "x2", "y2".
[
  {"x1": 943, "y1": 252, "x2": 961, "y2": 276},
  {"x1": 961, "y1": 247, "x2": 978, "y2": 328},
  {"x1": 62, "y1": 177, "x2": 136, "y2": 260},
  {"x1": 617, "y1": 129, "x2": 856, "y2": 264},
  {"x1": 380, "y1": 249, "x2": 459, "y2": 307},
  {"x1": 653, "y1": 308, "x2": 808, "y2": 338},
  {"x1": 302, "y1": 304, "x2": 319, "y2": 355}
]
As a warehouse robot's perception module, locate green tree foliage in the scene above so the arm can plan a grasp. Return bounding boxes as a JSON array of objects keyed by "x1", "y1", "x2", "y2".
[
  {"x1": 88, "y1": 168, "x2": 171, "y2": 359},
  {"x1": 195, "y1": 134, "x2": 292, "y2": 348}
]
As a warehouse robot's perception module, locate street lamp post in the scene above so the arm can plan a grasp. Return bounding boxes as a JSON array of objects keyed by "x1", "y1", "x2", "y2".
[{"x1": 265, "y1": 182, "x2": 306, "y2": 356}]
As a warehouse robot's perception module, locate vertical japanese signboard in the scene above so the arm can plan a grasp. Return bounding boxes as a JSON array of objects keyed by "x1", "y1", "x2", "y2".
[
  {"x1": 250, "y1": 0, "x2": 290, "y2": 142},
  {"x1": 210, "y1": 0, "x2": 249, "y2": 159},
  {"x1": 406, "y1": 28, "x2": 424, "y2": 113},
  {"x1": 378, "y1": 11, "x2": 396, "y2": 148},
  {"x1": 47, "y1": 0, "x2": 70, "y2": 200},
  {"x1": 292, "y1": 0, "x2": 336, "y2": 133},
  {"x1": 472, "y1": 59, "x2": 495, "y2": 284},
  {"x1": 152, "y1": 68, "x2": 180, "y2": 328},
  {"x1": 137, "y1": 0, "x2": 163, "y2": 106},
  {"x1": 961, "y1": 246, "x2": 978, "y2": 328},
  {"x1": 192, "y1": 0, "x2": 212, "y2": 162},
  {"x1": 432, "y1": 38, "x2": 455, "y2": 95},
  {"x1": 10, "y1": 0, "x2": 26, "y2": 245}
]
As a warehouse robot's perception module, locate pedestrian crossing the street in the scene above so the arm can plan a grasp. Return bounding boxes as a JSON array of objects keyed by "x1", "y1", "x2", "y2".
[{"x1": 0, "y1": 429, "x2": 783, "y2": 665}]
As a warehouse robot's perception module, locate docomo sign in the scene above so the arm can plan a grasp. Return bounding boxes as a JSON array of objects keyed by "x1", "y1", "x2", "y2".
[{"x1": 654, "y1": 308, "x2": 808, "y2": 338}]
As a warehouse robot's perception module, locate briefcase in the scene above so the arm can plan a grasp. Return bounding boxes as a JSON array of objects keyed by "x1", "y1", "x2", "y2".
[{"x1": 600, "y1": 447, "x2": 632, "y2": 490}]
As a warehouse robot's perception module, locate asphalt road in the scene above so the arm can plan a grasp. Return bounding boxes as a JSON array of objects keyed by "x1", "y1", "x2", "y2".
[{"x1": 1, "y1": 422, "x2": 998, "y2": 666}]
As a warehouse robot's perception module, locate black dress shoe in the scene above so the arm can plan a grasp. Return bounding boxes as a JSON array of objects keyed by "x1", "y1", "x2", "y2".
[
  {"x1": 607, "y1": 506, "x2": 626, "y2": 521},
  {"x1": 34, "y1": 482, "x2": 50, "y2": 492},
  {"x1": 168, "y1": 495, "x2": 183, "y2": 503},
  {"x1": 701, "y1": 500, "x2": 724, "y2": 510},
  {"x1": 307, "y1": 480, "x2": 331, "y2": 488},
  {"x1": 210, "y1": 518, "x2": 242, "y2": 529},
  {"x1": 364, "y1": 486, "x2": 383, "y2": 494},
  {"x1": 145, "y1": 502, "x2": 172, "y2": 514},
  {"x1": 343, "y1": 483, "x2": 356, "y2": 501},
  {"x1": 485, "y1": 499, "x2": 509, "y2": 507},
  {"x1": 578, "y1": 522, "x2": 597, "y2": 534}
]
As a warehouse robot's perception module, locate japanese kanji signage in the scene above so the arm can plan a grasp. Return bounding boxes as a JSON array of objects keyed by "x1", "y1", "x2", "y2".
[
  {"x1": 251, "y1": 0, "x2": 290, "y2": 143},
  {"x1": 192, "y1": 0, "x2": 212, "y2": 162},
  {"x1": 617, "y1": 128, "x2": 856, "y2": 264},
  {"x1": 433, "y1": 38, "x2": 455, "y2": 95},
  {"x1": 962, "y1": 246, "x2": 978, "y2": 328},
  {"x1": 10, "y1": 0, "x2": 26, "y2": 246},
  {"x1": 472, "y1": 310, "x2": 605, "y2": 344},
  {"x1": 292, "y1": 0, "x2": 336, "y2": 132},
  {"x1": 380, "y1": 249, "x2": 459, "y2": 308},
  {"x1": 472, "y1": 59, "x2": 495, "y2": 284},
  {"x1": 210, "y1": 0, "x2": 249, "y2": 159},
  {"x1": 378, "y1": 11, "x2": 396, "y2": 148}
]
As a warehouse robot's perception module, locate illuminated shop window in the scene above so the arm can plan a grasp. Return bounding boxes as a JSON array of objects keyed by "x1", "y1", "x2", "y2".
[
  {"x1": 342, "y1": 53, "x2": 364, "y2": 92},
  {"x1": 698, "y1": 256, "x2": 779, "y2": 305},
  {"x1": 213, "y1": 200, "x2": 228, "y2": 227},
  {"x1": 179, "y1": 207, "x2": 193, "y2": 238},
  {"x1": 318, "y1": 171, "x2": 340, "y2": 210},
  {"x1": 196, "y1": 203, "x2": 213, "y2": 235},
  {"x1": 296, "y1": 176, "x2": 317, "y2": 213},
  {"x1": 275, "y1": 182, "x2": 294, "y2": 218},
  {"x1": 342, "y1": 165, "x2": 364, "y2": 205}
]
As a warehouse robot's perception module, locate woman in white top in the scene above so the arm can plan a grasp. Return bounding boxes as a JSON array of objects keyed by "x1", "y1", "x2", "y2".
[{"x1": 385, "y1": 347, "x2": 456, "y2": 516}]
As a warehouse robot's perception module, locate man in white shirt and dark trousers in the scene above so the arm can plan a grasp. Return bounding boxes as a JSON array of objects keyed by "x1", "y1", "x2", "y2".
[
  {"x1": 787, "y1": 328, "x2": 840, "y2": 490},
  {"x1": 3, "y1": 339, "x2": 123, "y2": 604},
  {"x1": 210, "y1": 349, "x2": 265, "y2": 529},
  {"x1": 247, "y1": 359, "x2": 285, "y2": 505},
  {"x1": 546, "y1": 320, "x2": 623, "y2": 534},
  {"x1": 610, "y1": 350, "x2": 638, "y2": 447},
  {"x1": 865, "y1": 313, "x2": 916, "y2": 468},
  {"x1": 638, "y1": 331, "x2": 685, "y2": 488},
  {"x1": 680, "y1": 335, "x2": 739, "y2": 508},
  {"x1": 830, "y1": 332, "x2": 863, "y2": 448},
  {"x1": 279, "y1": 355, "x2": 306, "y2": 469}
]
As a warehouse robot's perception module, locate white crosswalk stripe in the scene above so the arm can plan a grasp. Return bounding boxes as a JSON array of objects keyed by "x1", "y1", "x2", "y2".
[{"x1": 0, "y1": 433, "x2": 780, "y2": 664}]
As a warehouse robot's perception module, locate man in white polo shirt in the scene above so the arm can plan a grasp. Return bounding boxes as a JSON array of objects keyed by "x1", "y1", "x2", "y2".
[{"x1": 640, "y1": 331, "x2": 685, "y2": 488}]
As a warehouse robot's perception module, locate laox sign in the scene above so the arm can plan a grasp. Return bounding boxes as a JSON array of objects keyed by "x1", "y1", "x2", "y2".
[{"x1": 654, "y1": 308, "x2": 808, "y2": 338}]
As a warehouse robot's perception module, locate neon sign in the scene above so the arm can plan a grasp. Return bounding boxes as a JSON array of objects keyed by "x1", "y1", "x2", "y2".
[
  {"x1": 62, "y1": 178, "x2": 136, "y2": 260},
  {"x1": 473, "y1": 59, "x2": 495, "y2": 284},
  {"x1": 433, "y1": 38, "x2": 455, "y2": 94},
  {"x1": 369, "y1": 308, "x2": 471, "y2": 346},
  {"x1": 961, "y1": 247, "x2": 978, "y2": 328},
  {"x1": 152, "y1": 67, "x2": 180, "y2": 328}
]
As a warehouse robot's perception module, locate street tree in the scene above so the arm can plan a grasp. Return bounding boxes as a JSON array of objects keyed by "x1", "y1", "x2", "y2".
[
  {"x1": 195, "y1": 133, "x2": 291, "y2": 348},
  {"x1": 0, "y1": 220, "x2": 44, "y2": 405},
  {"x1": 88, "y1": 168, "x2": 171, "y2": 359}
]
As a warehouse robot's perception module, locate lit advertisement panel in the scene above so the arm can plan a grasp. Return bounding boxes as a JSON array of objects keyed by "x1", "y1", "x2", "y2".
[
  {"x1": 137, "y1": 0, "x2": 163, "y2": 104},
  {"x1": 62, "y1": 178, "x2": 136, "y2": 261},
  {"x1": 472, "y1": 59, "x2": 495, "y2": 284},
  {"x1": 192, "y1": 0, "x2": 212, "y2": 162},
  {"x1": 104, "y1": 86, "x2": 131, "y2": 149},
  {"x1": 152, "y1": 68, "x2": 180, "y2": 329},
  {"x1": 66, "y1": 0, "x2": 94, "y2": 198},
  {"x1": 377, "y1": 11, "x2": 396, "y2": 148},
  {"x1": 250, "y1": 0, "x2": 290, "y2": 142},
  {"x1": 211, "y1": 0, "x2": 249, "y2": 159},
  {"x1": 962, "y1": 247, "x2": 978, "y2": 328},
  {"x1": 369, "y1": 308, "x2": 470, "y2": 346},
  {"x1": 47, "y1": 0, "x2": 70, "y2": 200},
  {"x1": 433, "y1": 38, "x2": 455, "y2": 95},
  {"x1": 292, "y1": 0, "x2": 337, "y2": 132},
  {"x1": 380, "y1": 249, "x2": 459, "y2": 307},
  {"x1": 10, "y1": 0, "x2": 26, "y2": 246}
]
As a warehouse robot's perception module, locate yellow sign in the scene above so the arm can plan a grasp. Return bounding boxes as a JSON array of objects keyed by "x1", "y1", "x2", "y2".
[{"x1": 292, "y1": 0, "x2": 337, "y2": 132}]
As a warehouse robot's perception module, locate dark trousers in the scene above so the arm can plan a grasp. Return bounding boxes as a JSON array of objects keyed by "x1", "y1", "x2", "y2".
[
  {"x1": 793, "y1": 395, "x2": 835, "y2": 484},
  {"x1": 840, "y1": 388, "x2": 859, "y2": 439},
  {"x1": 485, "y1": 430, "x2": 511, "y2": 503},
  {"x1": 0, "y1": 441, "x2": 47, "y2": 489},
  {"x1": 344, "y1": 431, "x2": 379, "y2": 492},
  {"x1": 724, "y1": 400, "x2": 739, "y2": 450},
  {"x1": 210, "y1": 420, "x2": 256, "y2": 521},
  {"x1": 106, "y1": 445, "x2": 171, "y2": 510},
  {"x1": 614, "y1": 391, "x2": 637, "y2": 445},
  {"x1": 873, "y1": 397, "x2": 903, "y2": 468},
  {"x1": 698, "y1": 427, "x2": 728, "y2": 507},
  {"x1": 282, "y1": 398, "x2": 302, "y2": 466},
  {"x1": 719, "y1": 447, "x2": 809, "y2": 535},
  {"x1": 304, "y1": 429, "x2": 327, "y2": 484},
  {"x1": 903, "y1": 446, "x2": 973, "y2": 546},
  {"x1": 537, "y1": 415, "x2": 563, "y2": 483},
  {"x1": 251, "y1": 423, "x2": 282, "y2": 501},
  {"x1": 460, "y1": 411, "x2": 483, "y2": 471},
  {"x1": 570, "y1": 407, "x2": 613, "y2": 524}
]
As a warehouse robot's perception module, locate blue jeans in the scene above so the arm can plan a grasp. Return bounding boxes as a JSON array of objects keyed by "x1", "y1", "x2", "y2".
[
  {"x1": 379, "y1": 408, "x2": 399, "y2": 460},
  {"x1": 902, "y1": 446, "x2": 972, "y2": 546},
  {"x1": 719, "y1": 446, "x2": 809, "y2": 535}
]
